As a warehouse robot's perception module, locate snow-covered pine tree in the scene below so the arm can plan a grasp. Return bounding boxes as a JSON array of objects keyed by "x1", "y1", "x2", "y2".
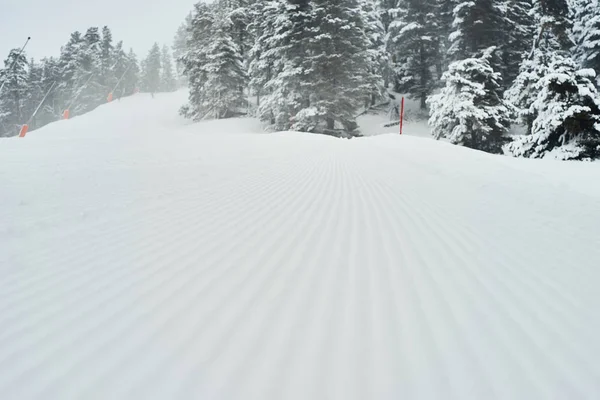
[
  {"x1": 531, "y1": 0, "x2": 572, "y2": 53},
  {"x1": 111, "y1": 41, "x2": 129, "y2": 98},
  {"x1": 192, "y1": 7, "x2": 247, "y2": 119},
  {"x1": 160, "y1": 45, "x2": 177, "y2": 92},
  {"x1": 502, "y1": 0, "x2": 535, "y2": 87},
  {"x1": 180, "y1": 2, "x2": 217, "y2": 119},
  {"x1": 173, "y1": 13, "x2": 193, "y2": 83},
  {"x1": 142, "y1": 43, "x2": 162, "y2": 94},
  {"x1": 256, "y1": 0, "x2": 313, "y2": 130},
  {"x1": 23, "y1": 58, "x2": 45, "y2": 129},
  {"x1": 504, "y1": 50, "x2": 550, "y2": 133},
  {"x1": 506, "y1": 0, "x2": 573, "y2": 135},
  {"x1": 572, "y1": 0, "x2": 600, "y2": 84},
  {"x1": 435, "y1": 0, "x2": 455, "y2": 78},
  {"x1": 247, "y1": 0, "x2": 281, "y2": 109},
  {"x1": 218, "y1": 0, "x2": 253, "y2": 60},
  {"x1": 428, "y1": 47, "x2": 514, "y2": 153},
  {"x1": 505, "y1": 56, "x2": 600, "y2": 160},
  {"x1": 100, "y1": 26, "x2": 116, "y2": 91},
  {"x1": 387, "y1": 0, "x2": 440, "y2": 109},
  {"x1": 291, "y1": 0, "x2": 371, "y2": 134},
  {"x1": 378, "y1": 0, "x2": 398, "y2": 33},
  {"x1": 38, "y1": 57, "x2": 62, "y2": 124},
  {"x1": 57, "y1": 31, "x2": 85, "y2": 115},
  {"x1": 123, "y1": 49, "x2": 140, "y2": 95},
  {"x1": 0, "y1": 49, "x2": 29, "y2": 136},
  {"x1": 448, "y1": 0, "x2": 507, "y2": 62},
  {"x1": 360, "y1": 0, "x2": 388, "y2": 101},
  {"x1": 77, "y1": 27, "x2": 104, "y2": 113}
]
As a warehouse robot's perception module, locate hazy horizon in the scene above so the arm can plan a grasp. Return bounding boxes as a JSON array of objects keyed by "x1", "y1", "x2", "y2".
[{"x1": 0, "y1": 0, "x2": 197, "y2": 62}]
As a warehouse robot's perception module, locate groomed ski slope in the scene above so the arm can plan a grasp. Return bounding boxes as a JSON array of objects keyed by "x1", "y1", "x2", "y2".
[{"x1": 1, "y1": 91, "x2": 600, "y2": 400}]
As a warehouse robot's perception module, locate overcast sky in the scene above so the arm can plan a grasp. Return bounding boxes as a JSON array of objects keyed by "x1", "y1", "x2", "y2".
[{"x1": 0, "y1": 0, "x2": 197, "y2": 62}]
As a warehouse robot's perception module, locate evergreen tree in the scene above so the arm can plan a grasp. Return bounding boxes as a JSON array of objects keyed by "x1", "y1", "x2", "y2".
[
  {"x1": 531, "y1": 0, "x2": 572, "y2": 53},
  {"x1": 428, "y1": 47, "x2": 513, "y2": 153},
  {"x1": 142, "y1": 43, "x2": 162, "y2": 94},
  {"x1": 123, "y1": 49, "x2": 140, "y2": 95},
  {"x1": 38, "y1": 57, "x2": 62, "y2": 124},
  {"x1": 506, "y1": 56, "x2": 600, "y2": 160},
  {"x1": 0, "y1": 49, "x2": 29, "y2": 136},
  {"x1": 57, "y1": 31, "x2": 85, "y2": 115},
  {"x1": 182, "y1": 6, "x2": 246, "y2": 119},
  {"x1": 448, "y1": 0, "x2": 507, "y2": 62},
  {"x1": 160, "y1": 45, "x2": 177, "y2": 92},
  {"x1": 100, "y1": 26, "x2": 116, "y2": 90},
  {"x1": 387, "y1": 0, "x2": 440, "y2": 109},
  {"x1": 256, "y1": 0, "x2": 313, "y2": 130},
  {"x1": 360, "y1": 0, "x2": 387, "y2": 105},
  {"x1": 77, "y1": 27, "x2": 104, "y2": 113},
  {"x1": 502, "y1": 0, "x2": 535, "y2": 87},
  {"x1": 507, "y1": 0, "x2": 573, "y2": 135},
  {"x1": 111, "y1": 41, "x2": 128, "y2": 98},
  {"x1": 248, "y1": 0, "x2": 286, "y2": 111},
  {"x1": 180, "y1": 2, "x2": 217, "y2": 119},
  {"x1": 505, "y1": 50, "x2": 550, "y2": 133},
  {"x1": 572, "y1": 0, "x2": 600, "y2": 84},
  {"x1": 287, "y1": 0, "x2": 371, "y2": 134},
  {"x1": 218, "y1": 0, "x2": 253, "y2": 60},
  {"x1": 173, "y1": 13, "x2": 193, "y2": 81},
  {"x1": 23, "y1": 58, "x2": 45, "y2": 129}
]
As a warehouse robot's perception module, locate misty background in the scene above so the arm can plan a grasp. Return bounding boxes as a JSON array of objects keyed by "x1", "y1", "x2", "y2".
[{"x1": 0, "y1": 0, "x2": 197, "y2": 59}]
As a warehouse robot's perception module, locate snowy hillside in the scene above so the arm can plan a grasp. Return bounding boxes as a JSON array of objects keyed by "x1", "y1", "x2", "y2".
[{"x1": 1, "y1": 91, "x2": 600, "y2": 399}]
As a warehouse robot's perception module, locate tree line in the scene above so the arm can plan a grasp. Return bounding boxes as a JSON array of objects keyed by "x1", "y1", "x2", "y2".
[
  {"x1": 176, "y1": 0, "x2": 600, "y2": 160},
  {"x1": 0, "y1": 28, "x2": 178, "y2": 137}
]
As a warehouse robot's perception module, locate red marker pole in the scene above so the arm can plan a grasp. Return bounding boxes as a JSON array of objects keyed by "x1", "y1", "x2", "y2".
[{"x1": 400, "y1": 96, "x2": 405, "y2": 135}]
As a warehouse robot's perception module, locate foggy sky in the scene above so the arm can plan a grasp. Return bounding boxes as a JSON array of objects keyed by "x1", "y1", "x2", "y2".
[{"x1": 0, "y1": 0, "x2": 197, "y2": 62}]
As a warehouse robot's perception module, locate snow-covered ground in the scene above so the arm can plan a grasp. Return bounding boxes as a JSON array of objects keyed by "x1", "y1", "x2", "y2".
[{"x1": 1, "y1": 90, "x2": 600, "y2": 400}]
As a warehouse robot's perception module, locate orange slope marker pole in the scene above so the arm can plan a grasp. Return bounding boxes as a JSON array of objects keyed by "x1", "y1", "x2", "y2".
[{"x1": 18, "y1": 124, "x2": 29, "y2": 137}]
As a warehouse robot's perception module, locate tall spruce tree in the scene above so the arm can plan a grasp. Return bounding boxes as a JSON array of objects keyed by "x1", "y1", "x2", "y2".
[
  {"x1": 572, "y1": 0, "x2": 600, "y2": 84},
  {"x1": 256, "y1": 0, "x2": 313, "y2": 130},
  {"x1": 502, "y1": 0, "x2": 535, "y2": 87},
  {"x1": 448, "y1": 0, "x2": 507, "y2": 62},
  {"x1": 0, "y1": 49, "x2": 29, "y2": 136},
  {"x1": 123, "y1": 49, "x2": 140, "y2": 95},
  {"x1": 100, "y1": 26, "x2": 116, "y2": 90},
  {"x1": 506, "y1": 56, "x2": 600, "y2": 160},
  {"x1": 23, "y1": 58, "x2": 44, "y2": 129},
  {"x1": 173, "y1": 13, "x2": 193, "y2": 82},
  {"x1": 360, "y1": 0, "x2": 387, "y2": 105},
  {"x1": 294, "y1": 0, "x2": 371, "y2": 134},
  {"x1": 142, "y1": 43, "x2": 162, "y2": 94},
  {"x1": 180, "y1": 2, "x2": 217, "y2": 119},
  {"x1": 387, "y1": 0, "x2": 440, "y2": 109},
  {"x1": 506, "y1": 0, "x2": 573, "y2": 135},
  {"x1": 428, "y1": 47, "x2": 513, "y2": 153},
  {"x1": 160, "y1": 45, "x2": 177, "y2": 92}
]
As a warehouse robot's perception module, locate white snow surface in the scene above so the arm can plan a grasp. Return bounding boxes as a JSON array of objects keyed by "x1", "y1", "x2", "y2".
[{"x1": 1, "y1": 91, "x2": 600, "y2": 400}]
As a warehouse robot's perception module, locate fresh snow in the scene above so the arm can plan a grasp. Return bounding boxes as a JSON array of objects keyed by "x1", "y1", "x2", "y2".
[{"x1": 1, "y1": 90, "x2": 600, "y2": 399}]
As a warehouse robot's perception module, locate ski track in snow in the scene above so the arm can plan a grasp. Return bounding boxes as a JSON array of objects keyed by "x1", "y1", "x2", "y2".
[{"x1": 1, "y1": 91, "x2": 600, "y2": 399}]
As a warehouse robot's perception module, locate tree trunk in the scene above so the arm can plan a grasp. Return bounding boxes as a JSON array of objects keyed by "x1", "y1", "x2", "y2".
[{"x1": 326, "y1": 117, "x2": 335, "y2": 130}]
